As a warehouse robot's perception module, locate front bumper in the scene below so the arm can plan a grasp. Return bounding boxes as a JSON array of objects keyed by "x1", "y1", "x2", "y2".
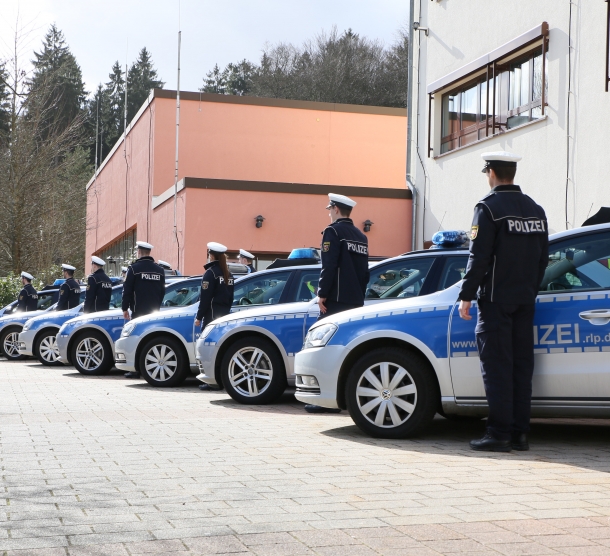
[
  {"x1": 56, "y1": 333, "x2": 70, "y2": 364},
  {"x1": 195, "y1": 340, "x2": 220, "y2": 386},
  {"x1": 114, "y1": 335, "x2": 138, "y2": 372},
  {"x1": 294, "y1": 345, "x2": 346, "y2": 409},
  {"x1": 17, "y1": 328, "x2": 36, "y2": 356}
]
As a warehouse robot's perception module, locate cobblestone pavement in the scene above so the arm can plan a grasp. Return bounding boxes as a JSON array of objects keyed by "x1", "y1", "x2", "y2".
[{"x1": 1, "y1": 359, "x2": 610, "y2": 556}]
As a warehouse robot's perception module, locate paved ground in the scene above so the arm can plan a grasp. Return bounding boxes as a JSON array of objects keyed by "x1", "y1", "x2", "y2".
[{"x1": 1, "y1": 359, "x2": 610, "y2": 556}]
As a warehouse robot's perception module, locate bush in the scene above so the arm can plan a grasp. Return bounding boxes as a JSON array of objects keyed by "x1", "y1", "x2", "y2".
[{"x1": 0, "y1": 265, "x2": 64, "y2": 309}]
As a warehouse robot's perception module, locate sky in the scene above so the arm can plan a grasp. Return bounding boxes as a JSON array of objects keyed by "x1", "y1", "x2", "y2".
[{"x1": 0, "y1": 0, "x2": 410, "y2": 95}]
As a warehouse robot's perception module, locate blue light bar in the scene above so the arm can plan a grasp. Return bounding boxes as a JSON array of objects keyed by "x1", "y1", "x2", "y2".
[
  {"x1": 431, "y1": 230, "x2": 469, "y2": 248},
  {"x1": 288, "y1": 248, "x2": 320, "y2": 260}
]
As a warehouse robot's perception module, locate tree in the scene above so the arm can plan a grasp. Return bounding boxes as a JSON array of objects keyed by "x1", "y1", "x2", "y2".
[
  {"x1": 126, "y1": 47, "x2": 164, "y2": 122},
  {"x1": 101, "y1": 61, "x2": 125, "y2": 159},
  {"x1": 28, "y1": 24, "x2": 87, "y2": 137},
  {"x1": 0, "y1": 62, "x2": 10, "y2": 142}
]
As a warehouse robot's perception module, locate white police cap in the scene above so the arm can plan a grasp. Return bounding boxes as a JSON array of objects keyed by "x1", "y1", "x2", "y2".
[
  {"x1": 62, "y1": 264, "x2": 76, "y2": 271},
  {"x1": 326, "y1": 193, "x2": 357, "y2": 209},
  {"x1": 481, "y1": 151, "x2": 522, "y2": 173},
  {"x1": 207, "y1": 242, "x2": 227, "y2": 253},
  {"x1": 121, "y1": 266, "x2": 128, "y2": 272},
  {"x1": 239, "y1": 249, "x2": 254, "y2": 259},
  {"x1": 136, "y1": 241, "x2": 153, "y2": 250},
  {"x1": 91, "y1": 256, "x2": 105, "y2": 266},
  {"x1": 158, "y1": 260, "x2": 171, "y2": 269},
  {"x1": 21, "y1": 271, "x2": 33, "y2": 280}
]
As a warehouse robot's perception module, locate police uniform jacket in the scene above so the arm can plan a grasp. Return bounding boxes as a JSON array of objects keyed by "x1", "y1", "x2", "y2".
[
  {"x1": 459, "y1": 184, "x2": 549, "y2": 304},
  {"x1": 56, "y1": 278, "x2": 82, "y2": 310},
  {"x1": 17, "y1": 283, "x2": 38, "y2": 312},
  {"x1": 246, "y1": 264, "x2": 256, "y2": 274},
  {"x1": 84, "y1": 268, "x2": 113, "y2": 313},
  {"x1": 121, "y1": 256, "x2": 165, "y2": 318},
  {"x1": 318, "y1": 218, "x2": 370, "y2": 305},
  {"x1": 196, "y1": 261, "x2": 235, "y2": 326}
]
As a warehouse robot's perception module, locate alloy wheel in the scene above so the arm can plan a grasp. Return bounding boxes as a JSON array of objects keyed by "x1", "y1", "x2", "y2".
[
  {"x1": 228, "y1": 347, "x2": 273, "y2": 397},
  {"x1": 3, "y1": 332, "x2": 20, "y2": 358},
  {"x1": 75, "y1": 337, "x2": 104, "y2": 372},
  {"x1": 355, "y1": 362, "x2": 418, "y2": 428},
  {"x1": 39, "y1": 335, "x2": 60, "y2": 363},
  {"x1": 144, "y1": 344, "x2": 178, "y2": 382}
]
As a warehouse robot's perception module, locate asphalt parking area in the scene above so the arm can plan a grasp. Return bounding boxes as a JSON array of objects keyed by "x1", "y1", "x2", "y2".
[{"x1": 1, "y1": 359, "x2": 610, "y2": 555}]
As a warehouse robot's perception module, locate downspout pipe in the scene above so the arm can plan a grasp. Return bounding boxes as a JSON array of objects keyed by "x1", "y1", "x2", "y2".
[{"x1": 406, "y1": 0, "x2": 418, "y2": 251}]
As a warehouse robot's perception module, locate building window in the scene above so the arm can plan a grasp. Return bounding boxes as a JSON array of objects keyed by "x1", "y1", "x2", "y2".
[
  {"x1": 95, "y1": 229, "x2": 137, "y2": 276},
  {"x1": 440, "y1": 48, "x2": 547, "y2": 154}
]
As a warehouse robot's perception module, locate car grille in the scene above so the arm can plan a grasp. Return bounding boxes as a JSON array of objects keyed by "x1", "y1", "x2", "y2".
[{"x1": 296, "y1": 386, "x2": 321, "y2": 395}]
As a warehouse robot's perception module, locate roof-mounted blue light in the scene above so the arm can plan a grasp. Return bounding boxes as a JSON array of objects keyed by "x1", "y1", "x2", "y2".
[
  {"x1": 288, "y1": 248, "x2": 320, "y2": 260},
  {"x1": 430, "y1": 230, "x2": 469, "y2": 249}
]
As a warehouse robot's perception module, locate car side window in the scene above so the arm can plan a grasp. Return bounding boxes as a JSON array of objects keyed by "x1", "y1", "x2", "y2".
[
  {"x1": 438, "y1": 256, "x2": 469, "y2": 290},
  {"x1": 37, "y1": 295, "x2": 55, "y2": 310},
  {"x1": 233, "y1": 272, "x2": 291, "y2": 306},
  {"x1": 163, "y1": 281, "x2": 201, "y2": 307},
  {"x1": 294, "y1": 271, "x2": 320, "y2": 302},
  {"x1": 540, "y1": 231, "x2": 610, "y2": 293},
  {"x1": 366, "y1": 258, "x2": 435, "y2": 299}
]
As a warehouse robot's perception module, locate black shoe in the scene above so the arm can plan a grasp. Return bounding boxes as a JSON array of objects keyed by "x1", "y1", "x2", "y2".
[
  {"x1": 470, "y1": 433, "x2": 511, "y2": 452},
  {"x1": 304, "y1": 404, "x2": 342, "y2": 414},
  {"x1": 199, "y1": 383, "x2": 219, "y2": 391},
  {"x1": 124, "y1": 371, "x2": 140, "y2": 379},
  {"x1": 511, "y1": 432, "x2": 529, "y2": 451}
]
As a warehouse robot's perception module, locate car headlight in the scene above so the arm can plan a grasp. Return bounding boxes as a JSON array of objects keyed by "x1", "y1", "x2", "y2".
[
  {"x1": 22, "y1": 321, "x2": 32, "y2": 332},
  {"x1": 121, "y1": 321, "x2": 137, "y2": 337},
  {"x1": 200, "y1": 324, "x2": 215, "y2": 340},
  {"x1": 303, "y1": 323, "x2": 338, "y2": 349}
]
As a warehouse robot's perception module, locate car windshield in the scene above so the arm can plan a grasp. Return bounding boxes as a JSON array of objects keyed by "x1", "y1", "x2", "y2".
[
  {"x1": 233, "y1": 272, "x2": 290, "y2": 306},
  {"x1": 366, "y1": 258, "x2": 435, "y2": 299},
  {"x1": 162, "y1": 282, "x2": 201, "y2": 307},
  {"x1": 37, "y1": 293, "x2": 57, "y2": 310}
]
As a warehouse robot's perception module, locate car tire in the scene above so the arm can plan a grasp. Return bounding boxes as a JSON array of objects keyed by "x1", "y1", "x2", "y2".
[
  {"x1": 1, "y1": 326, "x2": 25, "y2": 360},
  {"x1": 345, "y1": 348, "x2": 439, "y2": 439},
  {"x1": 71, "y1": 330, "x2": 113, "y2": 375},
  {"x1": 139, "y1": 335, "x2": 190, "y2": 387},
  {"x1": 221, "y1": 336, "x2": 287, "y2": 404},
  {"x1": 34, "y1": 329, "x2": 62, "y2": 366}
]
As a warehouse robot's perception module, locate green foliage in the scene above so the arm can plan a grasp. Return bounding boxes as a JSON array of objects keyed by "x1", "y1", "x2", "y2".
[
  {"x1": 127, "y1": 48, "x2": 164, "y2": 122},
  {"x1": 202, "y1": 27, "x2": 409, "y2": 108},
  {"x1": 0, "y1": 274, "x2": 23, "y2": 308}
]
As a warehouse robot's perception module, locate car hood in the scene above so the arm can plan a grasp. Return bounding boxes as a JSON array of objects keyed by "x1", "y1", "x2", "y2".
[
  {"x1": 213, "y1": 300, "x2": 317, "y2": 326},
  {"x1": 129, "y1": 304, "x2": 198, "y2": 325},
  {"x1": 24, "y1": 305, "x2": 83, "y2": 325},
  {"x1": 311, "y1": 283, "x2": 461, "y2": 329},
  {"x1": 65, "y1": 308, "x2": 125, "y2": 326},
  {"x1": 0, "y1": 308, "x2": 49, "y2": 325}
]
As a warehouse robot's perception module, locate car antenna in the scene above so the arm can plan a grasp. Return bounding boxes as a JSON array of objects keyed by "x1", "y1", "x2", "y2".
[{"x1": 437, "y1": 211, "x2": 447, "y2": 232}]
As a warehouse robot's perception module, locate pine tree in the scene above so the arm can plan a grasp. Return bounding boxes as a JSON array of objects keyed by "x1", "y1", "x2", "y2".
[
  {"x1": 126, "y1": 48, "x2": 164, "y2": 122},
  {"x1": 28, "y1": 24, "x2": 87, "y2": 137},
  {"x1": 0, "y1": 62, "x2": 10, "y2": 143},
  {"x1": 101, "y1": 61, "x2": 125, "y2": 156}
]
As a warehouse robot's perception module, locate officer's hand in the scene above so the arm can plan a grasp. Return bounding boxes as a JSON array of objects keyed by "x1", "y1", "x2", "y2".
[
  {"x1": 194, "y1": 319, "x2": 201, "y2": 327},
  {"x1": 458, "y1": 300, "x2": 472, "y2": 320},
  {"x1": 123, "y1": 311, "x2": 130, "y2": 321},
  {"x1": 318, "y1": 297, "x2": 327, "y2": 314}
]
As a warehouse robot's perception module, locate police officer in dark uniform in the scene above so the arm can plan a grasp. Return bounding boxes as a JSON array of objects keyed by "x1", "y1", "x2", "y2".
[
  {"x1": 17, "y1": 272, "x2": 38, "y2": 312},
  {"x1": 83, "y1": 256, "x2": 113, "y2": 313},
  {"x1": 317, "y1": 193, "x2": 370, "y2": 319},
  {"x1": 238, "y1": 249, "x2": 256, "y2": 273},
  {"x1": 458, "y1": 152, "x2": 548, "y2": 452},
  {"x1": 121, "y1": 241, "x2": 165, "y2": 378},
  {"x1": 195, "y1": 242, "x2": 235, "y2": 391},
  {"x1": 56, "y1": 264, "x2": 82, "y2": 311}
]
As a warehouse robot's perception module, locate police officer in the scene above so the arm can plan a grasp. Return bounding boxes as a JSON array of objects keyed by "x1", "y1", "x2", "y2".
[
  {"x1": 56, "y1": 264, "x2": 81, "y2": 311},
  {"x1": 120, "y1": 266, "x2": 128, "y2": 282},
  {"x1": 195, "y1": 242, "x2": 235, "y2": 391},
  {"x1": 17, "y1": 272, "x2": 38, "y2": 312},
  {"x1": 317, "y1": 193, "x2": 370, "y2": 319},
  {"x1": 238, "y1": 249, "x2": 256, "y2": 273},
  {"x1": 83, "y1": 256, "x2": 113, "y2": 313},
  {"x1": 458, "y1": 152, "x2": 548, "y2": 452},
  {"x1": 158, "y1": 260, "x2": 172, "y2": 274},
  {"x1": 122, "y1": 241, "x2": 165, "y2": 378}
]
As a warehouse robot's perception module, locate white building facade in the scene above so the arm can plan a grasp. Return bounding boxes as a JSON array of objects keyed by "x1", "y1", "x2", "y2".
[{"x1": 409, "y1": 0, "x2": 610, "y2": 248}]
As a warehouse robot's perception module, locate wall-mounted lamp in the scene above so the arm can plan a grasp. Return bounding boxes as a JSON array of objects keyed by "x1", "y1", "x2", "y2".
[
  {"x1": 255, "y1": 215, "x2": 265, "y2": 228},
  {"x1": 413, "y1": 21, "x2": 429, "y2": 36},
  {"x1": 363, "y1": 220, "x2": 374, "y2": 233}
]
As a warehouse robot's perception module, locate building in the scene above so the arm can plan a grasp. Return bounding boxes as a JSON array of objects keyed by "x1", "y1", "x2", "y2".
[
  {"x1": 408, "y1": 0, "x2": 610, "y2": 248},
  {"x1": 86, "y1": 90, "x2": 410, "y2": 275}
]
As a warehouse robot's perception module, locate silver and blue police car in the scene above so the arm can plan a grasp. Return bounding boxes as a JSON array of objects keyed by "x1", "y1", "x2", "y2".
[
  {"x1": 294, "y1": 223, "x2": 610, "y2": 438},
  {"x1": 195, "y1": 236, "x2": 472, "y2": 404},
  {"x1": 17, "y1": 286, "x2": 124, "y2": 366},
  {"x1": 0, "y1": 290, "x2": 85, "y2": 361}
]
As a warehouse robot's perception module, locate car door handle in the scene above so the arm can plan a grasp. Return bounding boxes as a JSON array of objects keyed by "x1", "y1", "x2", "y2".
[{"x1": 578, "y1": 309, "x2": 610, "y2": 325}]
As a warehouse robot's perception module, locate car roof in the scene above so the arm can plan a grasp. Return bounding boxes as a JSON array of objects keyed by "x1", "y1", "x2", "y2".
[{"x1": 549, "y1": 222, "x2": 610, "y2": 241}]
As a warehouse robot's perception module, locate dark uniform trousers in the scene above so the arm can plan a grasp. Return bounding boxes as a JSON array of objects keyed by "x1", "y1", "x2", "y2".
[
  {"x1": 459, "y1": 184, "x2": 548, "y2": 442},
  {"x1": 317, "y1": 218, "x2": 370, "y2": 322},
  {"x1": 476, "y1": 301, "x2": 536, "y2": 441},
  {"x1": 196, "y1": 261, "x2": 235, "y2": 327}
]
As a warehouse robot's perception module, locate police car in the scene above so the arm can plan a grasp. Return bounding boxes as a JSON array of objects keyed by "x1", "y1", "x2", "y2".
[
  {"x1": 294, "y1": 223, "x2": 610, "y2": 438},
  {"x1": 17, "y1": 286, "x2": 124, "y2": 366},
  {"x1": 55, "y1": 277, "x2": 206, "y2": 375},
  {"x1": 194, "y1": 236, "x2": 471, "y2": 404},
  {"x1": 0, "y1": 290, "x2": 86, "y2": 361}
]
